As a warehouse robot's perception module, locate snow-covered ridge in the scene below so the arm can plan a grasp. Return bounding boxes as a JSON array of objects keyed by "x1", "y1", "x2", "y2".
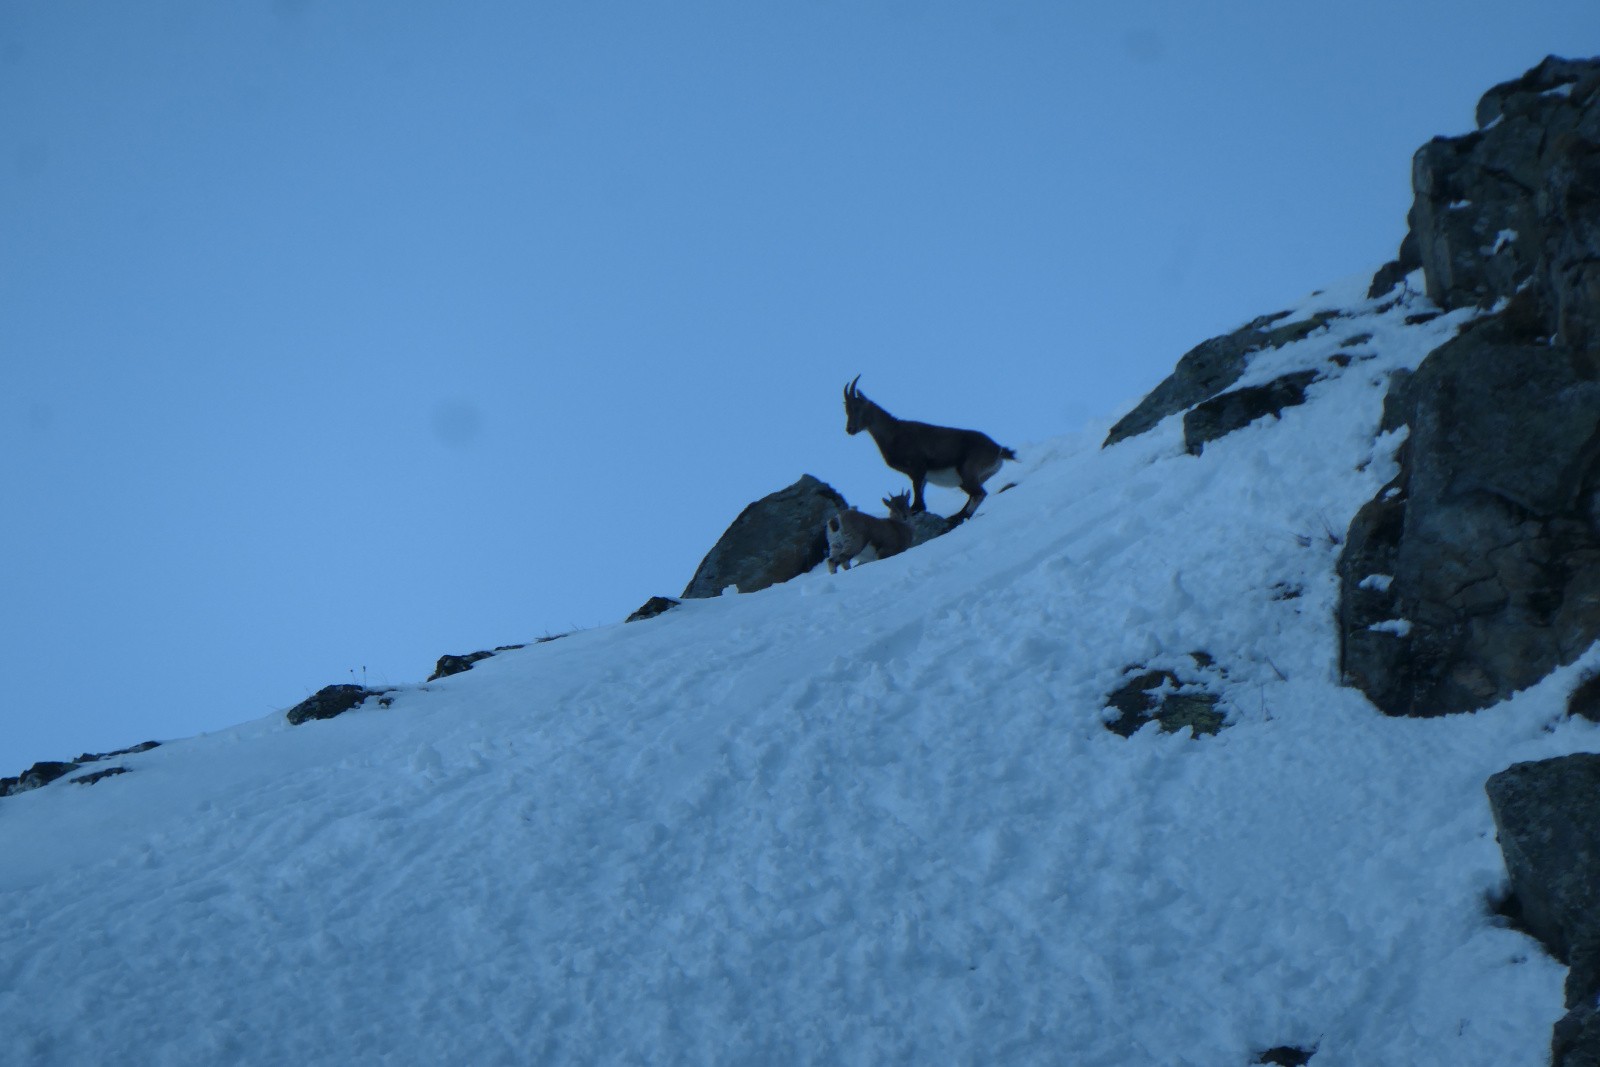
[{"x1": 1, "y1": 274, "x2": 1591, "y2": 1066}]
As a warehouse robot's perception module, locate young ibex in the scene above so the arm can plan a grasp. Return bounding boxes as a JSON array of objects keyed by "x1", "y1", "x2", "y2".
[
  {"x1": 826, "y1": 492, "x2": 915, "y2": 573},
  {"x1": 843, "y1": 376, "x2": 1015, "y2": 522}
]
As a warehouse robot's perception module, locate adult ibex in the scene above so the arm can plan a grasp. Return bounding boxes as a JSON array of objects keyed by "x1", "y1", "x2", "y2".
[
  {"x1": 843, "y1": 376, "x2": 1015, "y2": 522},
  {"x1": 825, "y1": 491, "x2": 915, "y2": 574}
]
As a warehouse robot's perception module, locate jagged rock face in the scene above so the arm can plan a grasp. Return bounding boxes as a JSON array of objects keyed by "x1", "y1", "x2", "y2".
[
  {"x1": 1338, "y1": 56, "x2": 1600, "y2": 716},
  {"x1": 1408, "y1": 57, "x2": 1600, "y2": 352},
  {"x1": 681, "y1": 474, "x2": 847, "y2": 598}
]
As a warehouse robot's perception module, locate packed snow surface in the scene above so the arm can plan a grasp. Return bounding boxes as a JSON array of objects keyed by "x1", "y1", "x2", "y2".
[{"x1": 2, "y1": 274, "x2": 1592, "y2": 1065}]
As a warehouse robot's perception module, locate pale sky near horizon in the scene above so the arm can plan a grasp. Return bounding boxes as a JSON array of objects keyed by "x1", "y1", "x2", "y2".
[{"x1": 3, "y1": 1, "x2": 1597, "y2": 774}]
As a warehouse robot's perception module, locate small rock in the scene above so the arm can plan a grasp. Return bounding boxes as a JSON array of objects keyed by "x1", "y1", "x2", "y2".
[
  {"x1": 1104, "y1": 657, "x2": 1227, "y2": 738},
  {"x1": 71, "y1": 766, "x2": 129, "y2": 786},
  {"x1": 627, "y1": 596, "x2": 680, "y2": 622},
  {"x1": 286, "y1": 684, "x2": 388, "y2": 726},
  {"x1": 0, "y1": 760, "x2": 81, "y2": 798}
]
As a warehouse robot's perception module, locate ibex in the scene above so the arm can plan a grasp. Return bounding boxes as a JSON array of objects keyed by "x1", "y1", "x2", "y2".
[
  {"x1": 843, "y1": 376, "x2": 1015, "y2": 522},
  {"x1": 826, "y1": 492, "x2": 915, "y2": 573}
]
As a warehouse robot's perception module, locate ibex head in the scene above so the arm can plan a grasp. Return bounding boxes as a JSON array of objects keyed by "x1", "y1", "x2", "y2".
[
  {"x1": 882, "y1": 491, "x2": 913, "y2": 521},
  {"x1": 843, "y1": 375, "x2": 870, "y2": 435}
]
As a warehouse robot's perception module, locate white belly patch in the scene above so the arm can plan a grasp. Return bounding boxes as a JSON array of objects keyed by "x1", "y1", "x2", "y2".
[{"x1": 926, "y1": 457, "x2": 1002, "y2": 488}]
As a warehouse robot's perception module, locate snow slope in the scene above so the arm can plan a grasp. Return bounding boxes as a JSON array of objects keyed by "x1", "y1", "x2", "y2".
[{"x1": 2, "y1": 273, "x2": 1593, "y2": 1066}]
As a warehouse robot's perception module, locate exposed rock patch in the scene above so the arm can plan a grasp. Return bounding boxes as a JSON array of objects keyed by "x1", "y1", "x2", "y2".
[
  {"x1": 285, "y1": 684, "x2": 394, "y2": 726},
  {"x1": 1103, "y1": 312, "x2": 1336, "y2": 448},
  {"x1": 427, "y1": 643, "x2": 547, "y2": 682},
  {"x1": 0, "y1": 761, "x2": 80, "y2": 797},
  {"x1": 1, "y1": 740, "x2": 162, "y2": 799},
  {"x1": 71, "y1": 766, "x2": 129, "y2": 786},
  {"x1": 627, "y1": 596, "x2": 680, "y2": 622},
  {"x1": 74, "y1": 740, "x2": 160, "y2": 763},
  {"x1": 682, "y1": 474, "x2": 847, "y2": 598},
  {"x1": 1255, "y1": 1047, "x2": 1316, "y2": 1067},
  {"x1": 430, "y1": 650, "x2": 501, "y2": 681},
  {"x1": 1182, "y1": 370, "x2": 1321, "y2": 455},
  {"x1": 1103, "y1": 654, "x2": 1227, "y2": 738}
]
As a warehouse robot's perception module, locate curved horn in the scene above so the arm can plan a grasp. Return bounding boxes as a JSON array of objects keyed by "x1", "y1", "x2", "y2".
[{"x1": 847, "y1": 374, "x2": 862, "y2": 398}]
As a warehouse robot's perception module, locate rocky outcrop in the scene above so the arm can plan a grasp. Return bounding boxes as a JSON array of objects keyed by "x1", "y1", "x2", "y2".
[
  {"x1": 428, "y1": 643, "x2": 553, "y2": 682},
  {"x1": 1407, "y1": 57, "x2": 1600, "y2": 352},
  {"x1": 0, "y1": 740, "x2": 161, "y2": 799},
  {"x1": 1103, "y1": 312, "x2": 1336, "y2": 448},
  {"x1": 1486, "y1": 754, "x2": 1600, "y2": 1066},
  {"x1": 430, "y1": 649, "x2": 505, "y2": 681},
  {"x1": 626, "y1": 596, "x2": 680, "y2": 622},
  {"x1": 1254, "y1": 1048, "x2": 1315, "y2": 1067},
  {"x1": 1, "y1": 761, "x2": 80, "y2": 797},
  {"x1": 285, "y1": 684, "x2": 394, "y2": 726},
  {"x1": 1338, "y1": 56, "x2": 1600, "y2": 717},
  {"x1": 71, "y1": 766, "x2": 129, "y2": 786},
  {"x1": 681, "y1": 474, "x2": 848, "y2": 598},
  {"x1": 1182, "y1": 370, "x2": 1321, "y2": 455}
]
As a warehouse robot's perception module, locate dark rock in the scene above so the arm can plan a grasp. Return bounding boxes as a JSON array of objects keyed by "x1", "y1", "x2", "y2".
[
  {"x1": 1554, "y1": 1000, "x2": 1600, "y2": 1067},
  {"x1": 1337, "y1": 476, "x2": 1412, "y2": 716},
  {"x1": 1255, "y1": 1047, "x2": 1316, "y2": 1067},
  {"x1": 1377, "y1": 368, "x2": 1415, "y2": 434},
  {"x1": 627, "y1": 596, "x2": 680, "y2": 622},
  {"x1": 1182, "y1": 370, "x2": 1320, "y2": 455},
  {"x1": 286, "y1": 684, "x2": 388, "y2": 726},
  {"x1": 1368, "y1": 257, "x2": 1416, "y2": 299},
  {"x1": 0, "y1": 760, "x2": 81, "y2": 798},
  {"x1": 905, "y1": 510, "x2": 954, "y2": 546},
  {"x1": 1104, "y1": 656, "x2": 1227, "y2": 738},
  {"x1": 1, "y1": 739, "x2": 163, "y2": 800},
  {"x1": 1338, "y1": 311, "x2": 1600, "y2": 716},
  {"x1": 429, "y1": 650, "x2": 497, "y2": 681},
  {"x1": 1103, "y1": 311, "x2": 1335, "y2": 448},
  {"x1": 74, "y1": 740, "x2": 160, "y2": 763},
  {"x1": 1336, "y1": 59, "x2": 1600, "y2": 715},
  {"x1": 1487, "y1": 755, "x2": 1600, "y2": 1017},
  {"x1": 1570, "y1": 673, "x2": 1600, "y2": 722},
  {"x1": 681, "y1": 474, "x2": 848, "y2": 598},
  {"x1": 71, "y1": 766, "x2": 128, "y2": 786},
  {"x1": 1401, "y1": 55, "x2": 1600, "y2": 350},
  {"x1": 428, "y1": 643, "x2": 534, "y2": 682}
]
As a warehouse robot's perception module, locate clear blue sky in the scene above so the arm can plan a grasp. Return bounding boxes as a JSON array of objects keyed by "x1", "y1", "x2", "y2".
[{"x1": 3, "y1": 1, "x2": 1596, "y2": 773}]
